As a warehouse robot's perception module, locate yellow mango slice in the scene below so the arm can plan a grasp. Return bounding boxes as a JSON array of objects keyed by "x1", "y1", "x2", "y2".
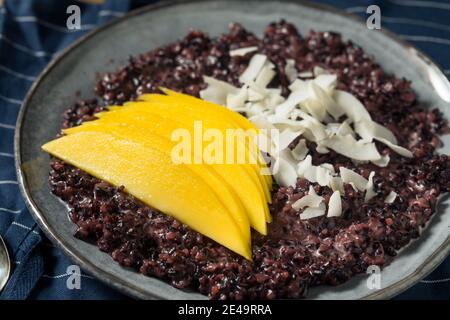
[
  {"x1": 65, "y1": 117, "x2": 269, "y2": 234},
  {"x1": 63, "y1": 121, "x2": 255, "y2": 237},
  {"x1": 99, "y1": 91, "x2": 274, "y2": 222},
  {"x1": 98, "y1": 101, "x2": 272, "y2": 203},
  {"x1": 69, "y1": 112, "x2": 267, "y2": 201},
  {"x1": 42, "y1": 131, "x2": 252, "y2": 259},
  {"x1": 67, "y1": 113, "x2": 266, "y2": 197},
  {"x1": 139, "y1": 92, "x2": 273, "y2": 186},
  {"x1": 95, "y1": 104, "x2": 273, "y2": 223},
  {"x1": 153, "y1": 89, "x2": 273, "y2": 187}
]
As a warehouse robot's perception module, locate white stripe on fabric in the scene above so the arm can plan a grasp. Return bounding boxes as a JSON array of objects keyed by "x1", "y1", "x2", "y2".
[
  {"x1": 345, "y1": 6, "x2": 368, "y2": 13},
  {"x1": 0, "y1": 64, "x2": 36, "y2": 81},
  {"x1": 42, "y1": 273, "x2": 68, "y2": 279},
  {"x1": 390, "y1": 0, "x2": 450, "y2": 10},
  {"x1": 98, "y1": 10, "x2": 125, "y2": 17},
  {"x1": 0, "y1": 122, "x2": 15, "y2": 129},
  {"x1": 0, "y1": 34, "x2": 52, "y2": 57},
  {"x1": 0, "y1": 93, "x2": 22, "y2": 105},
  {"x1": 420, "y1": 278, "x2": 450, "y2": 284},
  {"x1": 12, "y1": 16, "x2": 96, "y2": 33},
  {"x1": 0, "y1": 180, "x2": 18, "y2": 185},
  {"x1": 383, "y1": 17, "x2": 450, "y2": 32},
  {"x1": 0, "y1": 152, "x2": 14, "y2": 158},
  {"x1": 43, "y1": 273, "x2": 94, "y2": 279},
  {"x1": 402, "y1": 35, "x2": 450, "y2": 45},
  {"x1": 0, "y1": 207, "x2": 21, "y2": 214},
  {"x1": 11, "y1": 221, "x2": 40, "y2": 234}
]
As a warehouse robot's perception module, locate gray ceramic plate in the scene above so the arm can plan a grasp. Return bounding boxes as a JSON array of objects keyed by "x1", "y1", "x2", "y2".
[{"x1": 15, "y1": 0, "x2": 450, "y2": 300}]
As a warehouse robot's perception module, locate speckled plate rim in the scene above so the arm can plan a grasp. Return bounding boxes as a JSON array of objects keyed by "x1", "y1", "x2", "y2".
[{"x1": 14, "y1": 0, "x2": 450, "y2": 300}]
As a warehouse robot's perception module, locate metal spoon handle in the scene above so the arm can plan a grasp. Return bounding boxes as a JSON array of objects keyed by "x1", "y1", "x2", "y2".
[{"x1": 0, "y1": 235, "x2": 11, "y2": 292}]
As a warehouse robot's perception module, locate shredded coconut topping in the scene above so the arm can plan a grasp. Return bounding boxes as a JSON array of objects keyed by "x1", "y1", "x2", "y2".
[
  {"x1": 229, "y1": 46, "x2": 258, "y2": 57},
  {"x1": 200, "y1": 53, "x2": 411, "y2": 219}
]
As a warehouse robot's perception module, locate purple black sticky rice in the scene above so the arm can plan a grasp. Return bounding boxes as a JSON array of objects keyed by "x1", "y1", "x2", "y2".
[{"x1": 48, "y1": 21, "x2": 450, "y2": 299}]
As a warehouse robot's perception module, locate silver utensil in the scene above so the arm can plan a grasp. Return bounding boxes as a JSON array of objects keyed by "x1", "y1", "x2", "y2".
[{"x1": 0, "y1": 235, "x2": 10, "y2": 292}]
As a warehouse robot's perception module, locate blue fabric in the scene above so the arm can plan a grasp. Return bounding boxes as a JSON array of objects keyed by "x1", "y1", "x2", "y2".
[{"x1": 0, "y1": 0, "x2": 448, "y2": 300}]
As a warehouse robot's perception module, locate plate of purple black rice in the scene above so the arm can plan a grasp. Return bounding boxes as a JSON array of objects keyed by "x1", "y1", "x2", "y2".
[{"x1": 15, "y1": 0, "x2": 450, "y2": 300}]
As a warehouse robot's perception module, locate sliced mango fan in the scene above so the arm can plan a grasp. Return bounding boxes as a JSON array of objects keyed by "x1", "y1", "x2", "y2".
[{"x1": 42, "y1": 88, "x2": 273, "y2": 260}]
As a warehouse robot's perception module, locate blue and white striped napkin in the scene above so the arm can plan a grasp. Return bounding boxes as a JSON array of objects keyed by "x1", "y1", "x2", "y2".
[{"x1": 0, "y1": 0, "x2": 448, "y2": 299}]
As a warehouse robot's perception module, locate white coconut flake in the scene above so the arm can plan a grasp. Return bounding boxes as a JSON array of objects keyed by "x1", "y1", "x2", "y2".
[
  {"x1": 314, "y1": 74, "x2": 337, "y2": 92},
  {"x1": 322, "y1": 134, "x2": 381, "y2": 161},
  {"x1": 291, "y1": 139, "x2": 309, "y2": 161},
  {"x1": 336, "y1": 121, "x2": 355, "y2": 137},
  {"x1": 308, "y1": 81, "x2": 344, "y2": 120},
  {"x1": 385, "y1": 191, "x2": 398, "y2": 204},
  {"x1": 294, "y1": 108, "x2": 320, "y2": 124},
  {"x1": 354, "y1": 119, "x2": 397, "y2": 144},
  {"x1": 200, "y1": 76, "x2": 238, "y2": 105},
  {"x1": 265, "y1": 93, "x2": 286, "y2": 109},
  {"x1": 315, "y1": 166, "x2": 333, "y2": 186},
  {"x1": 316, "y1": 144, "x2": 330, "y2": 154},
  {"x1": 330, "y1": 176, "x2": 344, "y2": 193},
  {"x1": 300, "y1": 202, "x2": 326, "y2": 220},
  {"x1": 322, "y1": 114, "x2": 335, "y2": 124},
  {"x1": 249, "y1": 114, "x2": 275, "y2": 130},
  {"x1": 285, "y1": 59, "x2": 298, "y2": 83},
  {"x1": 289, "y1": 79, "x2": 308, "y2": 92},
  {"x1": 239, "y1": 54, "x2": 267, "y2": 84},
  {"x1": 340, "y1": 167, "x2": 368, "y2": 192},
  {"x1": 334, "y1": 90, "x2": 371, "y2": 123},
  {"x1": 371, "y1": 154, "x2": 390, "y2": 167},
  {"x1": 269, "y1": 118, "x2": 305, "y2": 129},
  {"x1": 298, "y1": 71, "x2": 314, "y2": 78},
  {"x1": 274, "y1": 89, "x2": 308, "y2": 118},
  {"x1": 327, "y1": 191, "x2": 342, "y2": 217},
  {"x1": 297, "y1": 155, "x2": 333, "y2": 187},
  {"x1": 313, "y1": 66, "x2": 328, "y2": 76},
  {"x1": 303, "y1": 96, "x2": 327, "y2": 122},
  {"x1": 226, "y1": 86, "x2": 248, "y2": 110},
  {"x1": 364, "y1": 171, "x2": 377, "y2": 202},
  {"x1": 247, "y1": 89, "x2": 265, "y2": 102},
  {"x1": 293, "y1": 129, "x2": 313, "y2": 144},
  {"x1": 297, "y1": 155, "x2": 313, "y2": 176},
  {"x1": 246, "y1": 81, "x2": 267, "y2": 102},
  {"x1": 325, "y1": 123, "x2": 340, "y2": 136},
  {"x1": 295, "y1": 112, "x2": 328, "y2": 141},
  {"x1": 256, "y1": 131, "x2": 275, "y2": 154},
  {"x1": 308, "y1": 185, "x2": 319, "y2": 197},
  {"x1": 229, "y1": 46, "x2": 258, "y2": 57},
  {"x1": 292, "y1": 186, "x2": 323, "y2": 210},
  {"x1": 255, "y1": 65, "x2": 276, "y2": 88},
  {"x1": 377, "y1": 138, "x2": 414, "y2": 158},
  {"x1": 267, "y1": 88, "x2": 282, "y2": 95},
  {"x1": 277, "y1": 128, "x2": 303, "y2": 153},
  {"x1": 320, "y1": 163, "x2": 335, "y2": 174},
  {"x1": 272, "y1": 150, "x2": 298, "y2": 187},
  {"x1": 247, "y1": 103, "x2": 267, "y2": 117}
]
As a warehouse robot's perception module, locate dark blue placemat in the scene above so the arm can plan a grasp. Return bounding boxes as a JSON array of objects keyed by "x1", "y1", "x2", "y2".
[{"x1": 0, "y1": 0, "x2": 448, "y2": 300}]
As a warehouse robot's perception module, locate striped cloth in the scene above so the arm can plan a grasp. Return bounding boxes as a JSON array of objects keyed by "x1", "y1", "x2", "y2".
[{"x1": 0, "y1": 0, "x2": 448, "y2": 300}]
